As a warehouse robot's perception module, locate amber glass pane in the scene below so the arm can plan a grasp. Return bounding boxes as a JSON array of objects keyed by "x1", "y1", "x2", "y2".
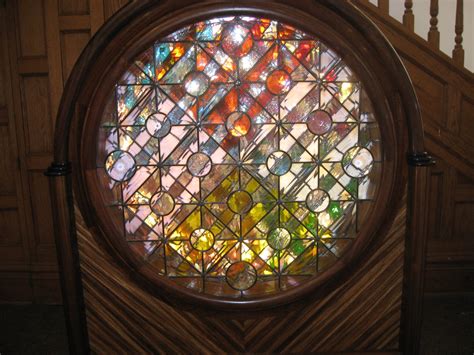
[{"x1": 96, "y1": 16, "x2": 382, "y2": 299}]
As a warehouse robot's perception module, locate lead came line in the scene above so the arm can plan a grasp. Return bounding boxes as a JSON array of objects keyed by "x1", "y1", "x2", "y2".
[{"x1": 99, "y1": 16, "x2": 382, "y2": 298}]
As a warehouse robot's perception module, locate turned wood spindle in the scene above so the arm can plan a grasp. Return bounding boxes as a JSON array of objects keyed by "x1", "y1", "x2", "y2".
[
  {"x1": 378, "y1": 0, "x2": 389, "y2": 14},
  {"x1": 403, "y1": 0, "x2": 415, "y2": 31},
  {"x1": 453, "y1": 0, "x2": 464, "y2": 66},
  {"x1": 428, "y1": 0, "x2": 440, "y2": 48}
]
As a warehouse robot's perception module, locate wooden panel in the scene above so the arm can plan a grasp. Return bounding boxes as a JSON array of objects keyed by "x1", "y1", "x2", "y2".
[
  {"x1": 60, "y1": 31, "x2": 90, "y2": 81},
  {"x1": 20, "y1": 75, "x2": 53, "y2": 154},
  {"x1": 453, "y1": 203, "x2": 474, "y2": 240},
  {"x1": 0, "y1": 2, "x2": 15, "y2": 199},
  {"x1": 17, "y1": 58, "x2": 49, "y2": 75},
  {"x1": 426, "y1": 158, "x2": 456, "y2": 241},
  {"x1": 28, "y1": 172, "x2": 55, "y2": 248},
  {"x1": 403, "y1": 59, "x2": 446, "y2": 127},
  {"x1": 76, "y1": 193, "x2": 406, "y2": 353},
  {"x1": 459, "y1": 95, "x2": 474, "y2": 144},
  {"x1": 26, "y1": 154, "x2": 53, "y2": 171},
  {"x1": 32, "y1": 272, "x2": 62, "y2": 304},
  {"x1": 0, "y1": 209, "x2": 22, "y2": 247},
  {"x1": 0, "y1": 195, "x2": 17, "y2": 209},
  {"x1": 0, "y1": 1, "x2": 31, "y2": 304},
  {"x1": 0, "y1": 126, "x2": 16, "y2": 194},
  {"x1": 60, "y1": 0, "x2": 89, "y2": 15},
  {"x1": 90, "y1": 0, "x2": 105, "y2": 34},
  {"x1": 354, "y1": 0, "x2": 474, "y2": 296},
  {"x1": 0, "y1": 246, "x2": 28, "y2": 266},
  {"x1": 0, "y1": 272, "x2": 32, "y2": 303},
  {"x1": 0, "y1": 85, "x2": 5, "y2": 113},
  {"x1": 16, "y1": 0, "x2": 46, "y2": 57},
  {"x1": 0, "y1": 107, "x2": 7, "y2": 125},
  {"x1": 425, "y1": 264, "x2": 474, "y2": 293},
  {"x1": 424, "y1": 154, "x2": 474, "y2": 293},
  {"x1": 59, "y1": 15, "x2": 91, "y2": 31},
  {"x1": 427, "y1": 169, "x2": 444, "y2": 241}
]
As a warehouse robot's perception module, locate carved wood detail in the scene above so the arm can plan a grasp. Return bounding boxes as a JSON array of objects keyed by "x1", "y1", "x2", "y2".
[{"x1": 428, "y1": 0, "x2": 440, "y2": 49}]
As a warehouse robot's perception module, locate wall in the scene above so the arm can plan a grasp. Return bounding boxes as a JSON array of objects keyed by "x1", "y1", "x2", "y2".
[{"x1": 0, "y1": 0, "x2": 129, "y2": 304}]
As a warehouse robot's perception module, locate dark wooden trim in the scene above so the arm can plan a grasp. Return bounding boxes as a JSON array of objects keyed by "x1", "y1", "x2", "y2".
[
  {"x1": 46, "y1": 164, "x2": 90, "y2": 355},
  {"x1": 401, "y1": 163, "x2": 433, "y2": 354}
]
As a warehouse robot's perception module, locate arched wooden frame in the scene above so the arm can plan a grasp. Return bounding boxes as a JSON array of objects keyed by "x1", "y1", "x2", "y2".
[{"x1": 47, "y1": 1, "x2": 433, "y2": 353}]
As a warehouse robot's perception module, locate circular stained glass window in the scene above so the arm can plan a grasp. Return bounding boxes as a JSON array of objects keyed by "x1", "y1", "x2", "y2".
[{"x1": 96, "y1": 16, "x2": 383, "y2": 299}]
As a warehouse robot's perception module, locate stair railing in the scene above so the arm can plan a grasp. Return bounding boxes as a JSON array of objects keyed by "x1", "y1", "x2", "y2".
[{"x1": 366, "y1": 0, "x2": 466, "y2": 69}]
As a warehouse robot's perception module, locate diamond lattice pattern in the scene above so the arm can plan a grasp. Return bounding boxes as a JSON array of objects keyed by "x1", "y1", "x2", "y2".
[{"x1": 97, "y1": 16, "x2": 382, "y2": 298}]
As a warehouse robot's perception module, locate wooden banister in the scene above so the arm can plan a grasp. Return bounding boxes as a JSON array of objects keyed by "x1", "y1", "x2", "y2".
[
  {"x1": 453, "y1": 0, "x2": 464, "y2": 66},
  {"x1": 428, "y1": 0, "x2": 440, "y2": 49},
  {"x1": 403, "y1": 0, "x2": 414, "y2": 31},
  {"x1": 356, "y1": 0, "x2": 471, "y2": 73}
]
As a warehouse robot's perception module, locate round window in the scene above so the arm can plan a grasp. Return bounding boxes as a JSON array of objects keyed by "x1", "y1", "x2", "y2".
[{"x1": 94, "y1": 16, "x2": 382, "y2": 300}]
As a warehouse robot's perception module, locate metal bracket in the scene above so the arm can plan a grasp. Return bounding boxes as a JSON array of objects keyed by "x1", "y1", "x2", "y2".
[
  {"x1": 44, "y1": 161, "x2": 72, "y2": 176},
  {"x1": 407, "y1": 152, "x2": 436, "y2": 167}
]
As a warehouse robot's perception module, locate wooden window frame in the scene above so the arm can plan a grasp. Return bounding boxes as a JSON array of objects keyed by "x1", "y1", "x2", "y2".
[{"x1": 46, "y1": 1, "x2": 434, "y2": 354}]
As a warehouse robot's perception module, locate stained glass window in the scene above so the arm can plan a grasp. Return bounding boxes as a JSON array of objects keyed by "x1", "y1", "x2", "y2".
[{"x1": 96, "y1": 16, "x2": 382, "y2": 298}]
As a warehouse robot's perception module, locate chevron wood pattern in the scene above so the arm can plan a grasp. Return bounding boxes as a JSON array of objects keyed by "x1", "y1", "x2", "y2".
[{"x1": 74, "y1": 191, "x2": 406, "y2": 353}]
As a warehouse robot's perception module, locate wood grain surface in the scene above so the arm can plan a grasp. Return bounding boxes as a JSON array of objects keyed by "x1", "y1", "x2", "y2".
[{"x1": 75, "y1": 190, "x2": 406, "y2": 353}]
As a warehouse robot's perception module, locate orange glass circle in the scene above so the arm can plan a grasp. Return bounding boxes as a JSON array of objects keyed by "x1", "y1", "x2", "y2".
[
  {"x1": 266, "y1": 69, "x2": 291, "y2": 95},
  {"x1": 226, "y1": 112, "x2": 251, "y2": 137}
]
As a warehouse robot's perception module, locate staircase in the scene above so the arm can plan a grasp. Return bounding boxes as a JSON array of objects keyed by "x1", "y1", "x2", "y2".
[{"x1": 355, "y1": 0, "x2": 474, "y2": 295}]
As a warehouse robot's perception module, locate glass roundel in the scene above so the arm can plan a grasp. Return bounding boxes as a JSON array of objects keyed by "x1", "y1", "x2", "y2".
[{"x1": 96, "y1": 16, "x2": 382, "y2": 299}]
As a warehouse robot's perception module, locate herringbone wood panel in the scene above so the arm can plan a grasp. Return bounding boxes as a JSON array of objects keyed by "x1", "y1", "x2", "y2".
[{"x1": 75, "y1": 191, "x2": 406, "y2": 353}]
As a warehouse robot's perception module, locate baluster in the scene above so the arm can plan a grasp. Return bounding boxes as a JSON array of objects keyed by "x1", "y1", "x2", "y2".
[
  {"x1": 428, "y1": 0, "x2": 440, "y2": 48},
  {"x1": 452, "y1": 0, "x2": 464, "y2": 66},
  {"x1": 378, "y1": 0, "x2": 389, "y2": 14},
  {"x1": 403, "y1": 0, "x2": 415, "y2": 31}
]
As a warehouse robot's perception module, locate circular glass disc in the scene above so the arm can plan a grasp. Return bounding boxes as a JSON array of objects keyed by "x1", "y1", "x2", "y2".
[
  {"x1": 343, "y1": 146, "x2": 374, "y2": 178},
  {"x1": 267, "y1": 228, "x2": 292, "y2": 250},
  {"x1": 187, "y1": 152, "x2": 212, "y2": 177},
  {"x1": 105, "y1": 150, "x2": 136, "y2": 182},
  {"x1": 266, "y1": 69, "x2": 291, "y2": 95},
  {"x1": 306, "y1": 189, "x2": 330, "y2": 213},
  {"x1": 190, "y1": 228, "x2": 215, "y2": 251},
  {"x1": 183, "y1": 71, "x2": 210, "y2": 96},
  {"x1": 226, "y1": 261, "x2": 257, "y2": 290},
  {"x1": 146, "y1": 112, "x2": 171, "y2": 138},
  {"x1": 267, "y1": 151, "x2": 292, "y2": 176},
  {"x1": 307, "y1": 110, "x2": 332, "y2": 135},
  {"x1": 227, "y1": 190, "x2": 253, "y2": 214},
  {"x1": 226, "y1": 111, "x2": 251, "y2": 137},
  {"x1": 150, "y1": 191, "x2": 175, "y2": 216},
  {"x1": 221, "y1": 24, "x2": 253, "y2": 57}
]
